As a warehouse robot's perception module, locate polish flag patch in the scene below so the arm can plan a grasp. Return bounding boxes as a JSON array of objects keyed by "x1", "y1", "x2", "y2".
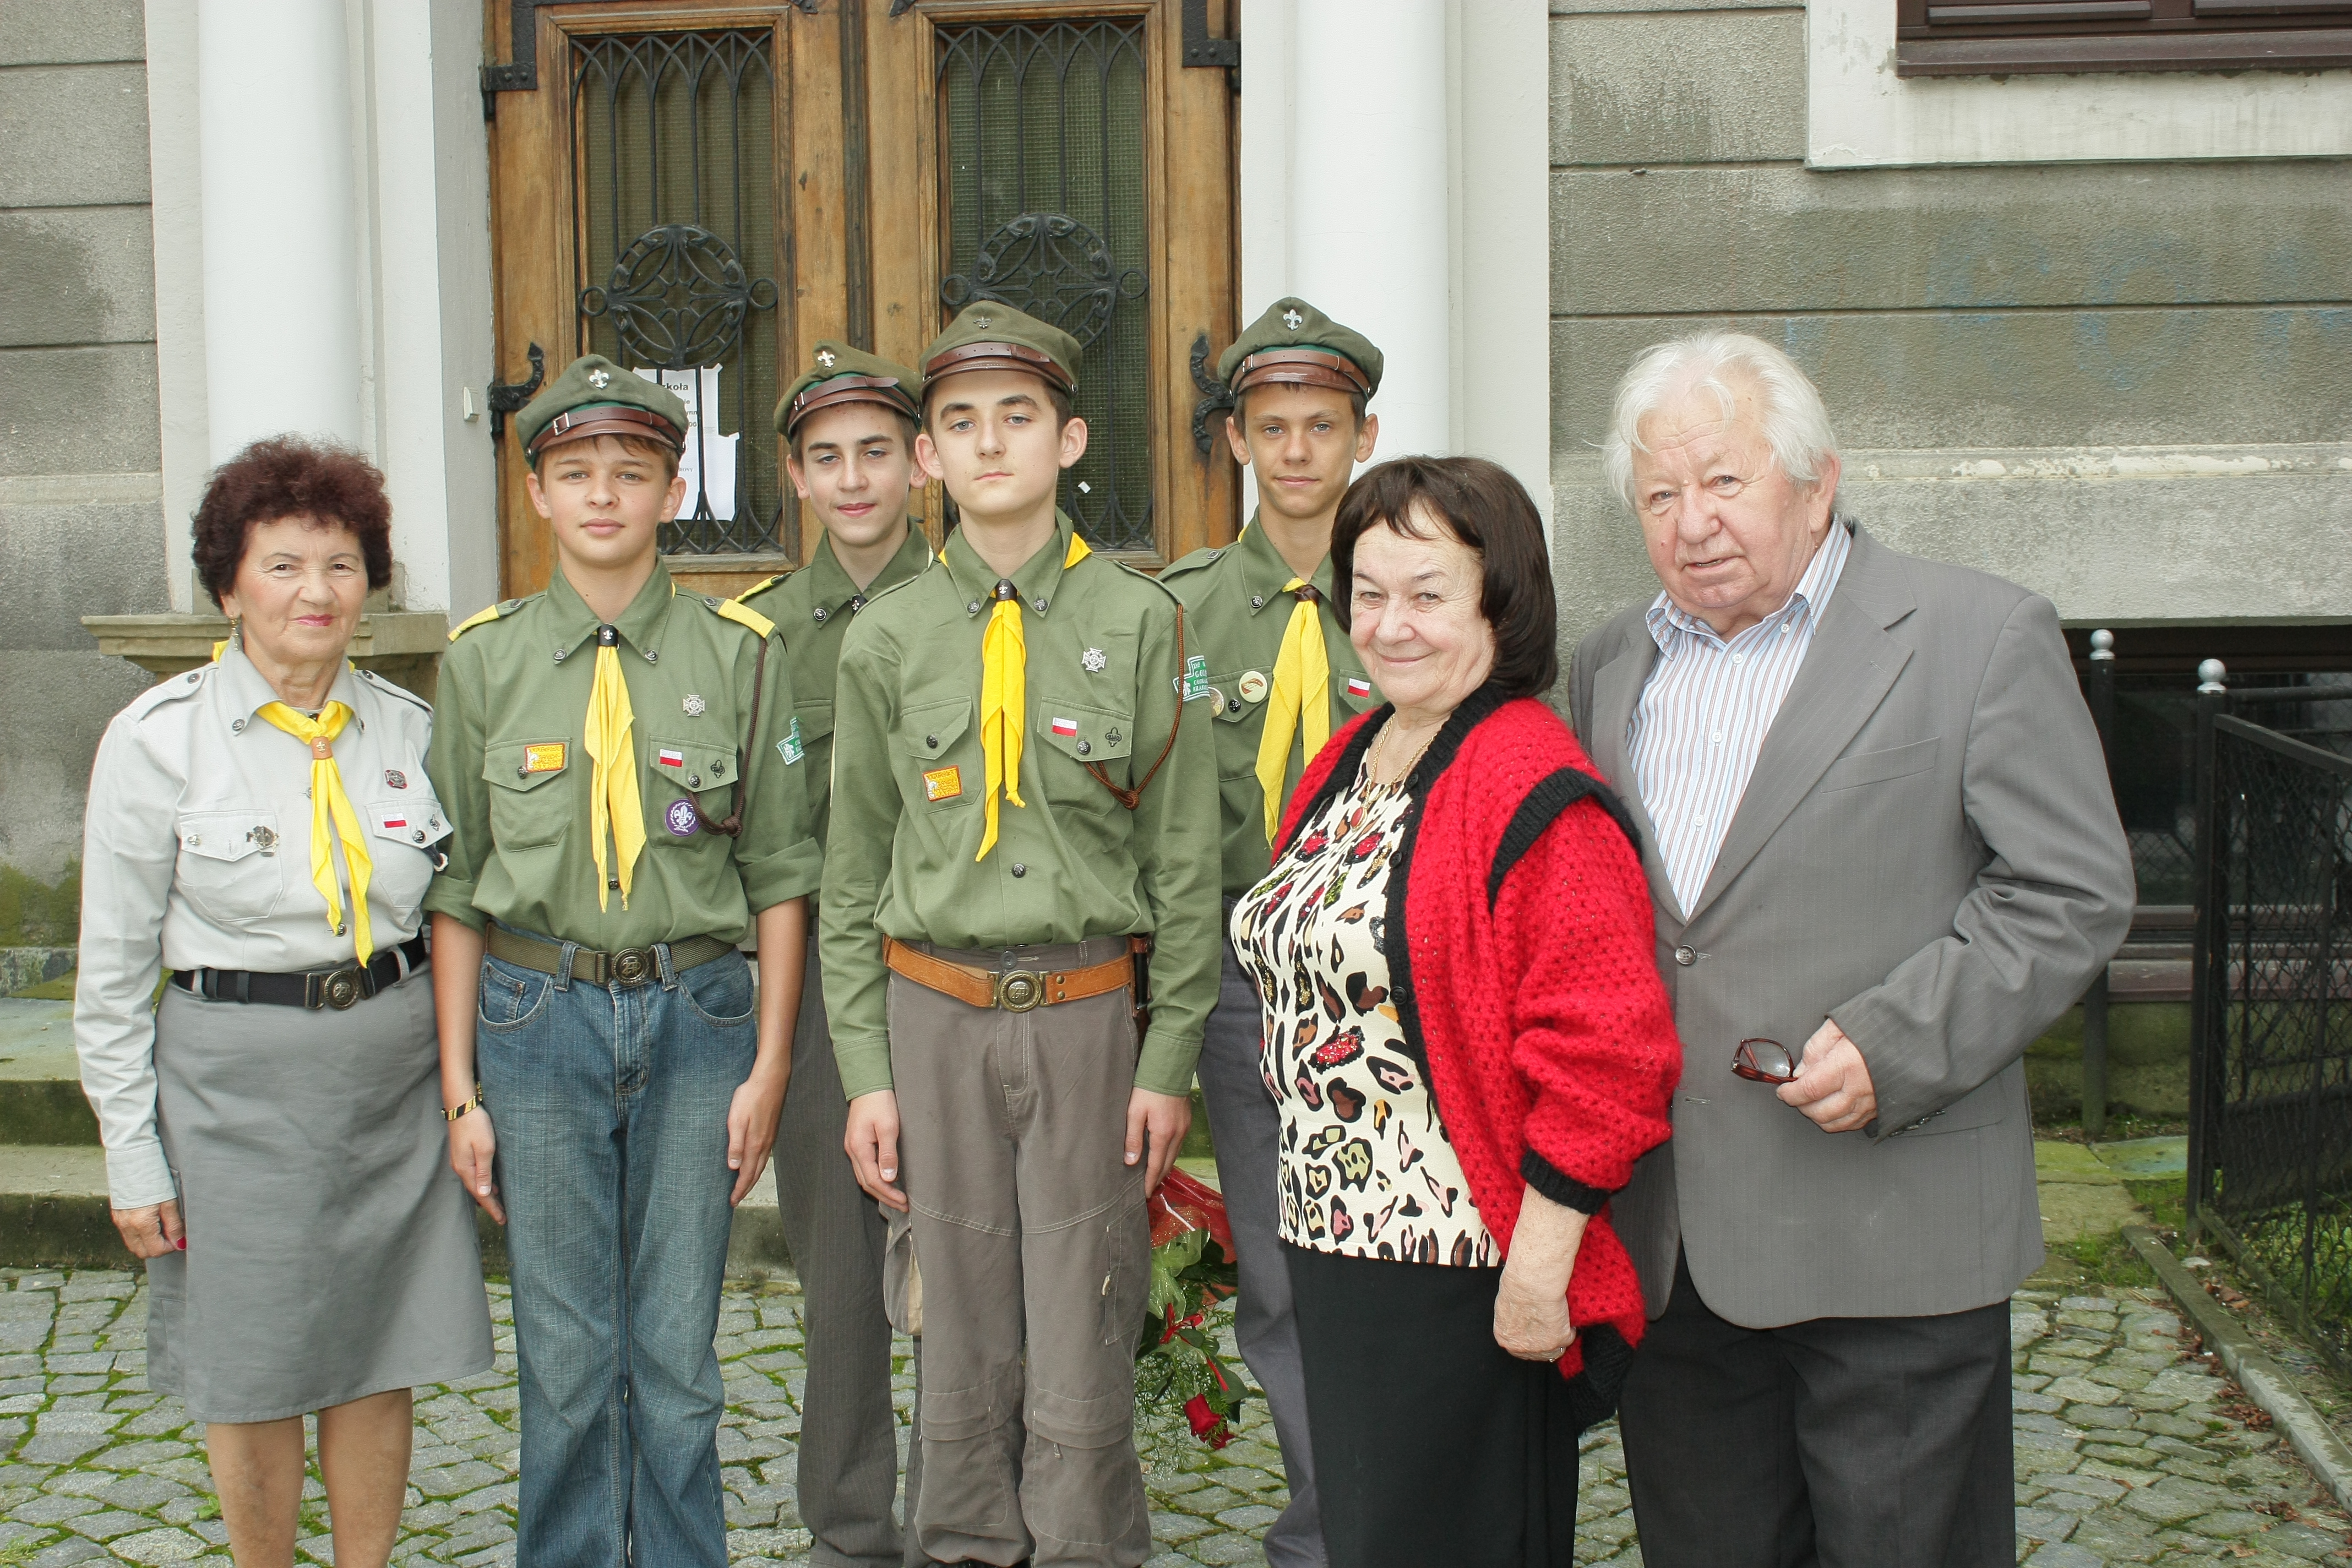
[
  {"x1": 1050, "y1": 716, "x2": 1080, "y2": 738},
  {"x1": 657, "y1": 745, "x2": 686, "y2": 767},
  {"x1": 382, "y1": 815, "x2": 409, "y2": 830},
  {"x1": 1345, "y1": 677, "x2": 1373, "y2": 699}
]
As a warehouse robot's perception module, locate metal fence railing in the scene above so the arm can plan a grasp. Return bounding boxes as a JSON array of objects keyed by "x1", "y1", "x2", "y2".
[{"x1": 2185, "y1": 665, "x2": 2352, "y2": 1379}]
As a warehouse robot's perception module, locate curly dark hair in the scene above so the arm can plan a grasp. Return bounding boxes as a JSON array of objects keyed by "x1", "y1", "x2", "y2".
[{"x1": 192, "y1": 437, "x2": 394, "y2": 608}]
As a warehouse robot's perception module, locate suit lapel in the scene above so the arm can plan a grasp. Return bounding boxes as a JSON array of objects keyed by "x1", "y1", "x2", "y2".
[
  {"x1": 1682, "y1": 528, "x2": 1916, "y2": 931},
  {"x1": 1588, "y1": 635, "x2": 1680, "y2": 927}
]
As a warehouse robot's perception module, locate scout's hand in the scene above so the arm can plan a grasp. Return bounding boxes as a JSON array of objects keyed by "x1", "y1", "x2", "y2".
[
  {"x1": 727, "y1": 1065, "x2": 789, "y2": 1207},
  {"x1": 109, "y1": 1200, "x2": 184, "y2": 1260},
  {"x1": 1778, "y1": 1019, "x2": 1877, "y2": 1134},
  {"x1": 1124, "y1": 1088, "x2": 1191, "y2": 1195},
  {"x1": 448, "y1": 1109, "x2": 505, "y2": 1225},
  {"x1": 845, "y1": 1090, "x2": 908, "y2": 1213}
]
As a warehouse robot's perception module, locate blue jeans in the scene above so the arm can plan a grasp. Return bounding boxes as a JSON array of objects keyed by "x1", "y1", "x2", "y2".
[{"x1": 475, "y1": 934, "x2": 758, "y2": 1568}]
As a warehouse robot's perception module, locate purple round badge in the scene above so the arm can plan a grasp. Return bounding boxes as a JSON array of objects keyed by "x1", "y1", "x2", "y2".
[{"x1": 665, "y1": 798, "x2": 699, "y2": 836}]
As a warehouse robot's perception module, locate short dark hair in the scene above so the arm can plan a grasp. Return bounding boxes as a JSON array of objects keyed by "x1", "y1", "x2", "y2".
[
  {"x1": 791, "y1": 409, "x2": 921, "y2": 463},
  {"x1": 1233, "y1": 384, "x2": 1366, "y2": 429},
  {"x1": 192, "y1": 437, "x2": 394, "y2": 609},
  {"x1": 922, "y1": 375, "x2": 1074, "y2": 433},
  {"x1": 1330, "y1": 455, "x2": 1557, "y2": 700}
]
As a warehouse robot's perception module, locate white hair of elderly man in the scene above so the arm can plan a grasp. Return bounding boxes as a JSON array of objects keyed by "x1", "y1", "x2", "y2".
[{"x1": 1601, "y1": 331, "x2": 1841, "y2": 515}]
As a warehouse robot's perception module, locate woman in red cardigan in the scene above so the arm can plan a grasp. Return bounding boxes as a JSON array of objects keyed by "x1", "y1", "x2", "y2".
[{"x1": 1230, "y1": 455, "x2": 1681, "y2": 1566}]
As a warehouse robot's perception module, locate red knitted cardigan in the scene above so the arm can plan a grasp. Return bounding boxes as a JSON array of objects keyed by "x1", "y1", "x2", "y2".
[{"x1": 1275, "y1": 684, "x2": 1682, "y2": 1401}]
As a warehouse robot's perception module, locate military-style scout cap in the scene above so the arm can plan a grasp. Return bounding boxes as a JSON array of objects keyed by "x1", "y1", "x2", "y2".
[
  {"x1": 919, "y1": 302, "x2": 1081, "y2": 398},
  {"x1": 776, "y1": 341, "x2": 923, "y2": 437},
  {"x1": 516, "y1": 354, "x2": 689, "y2": 460},
  {"x1": 1218, "y1": 296, "x2": 1382, "y2": 401}
]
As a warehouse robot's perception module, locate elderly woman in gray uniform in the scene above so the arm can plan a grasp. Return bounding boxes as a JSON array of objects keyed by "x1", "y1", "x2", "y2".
[{"x1": 74, "y1": 437, "x2": 492, "y2": 1568}]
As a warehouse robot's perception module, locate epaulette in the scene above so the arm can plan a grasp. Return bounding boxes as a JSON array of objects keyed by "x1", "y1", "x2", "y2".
[
  {"x1": 1158, "y1": 544, "x2": 1227, "y2": 579},
  {"x1": 1111, "y1": 556, "x2": 1188, "y2": 607},
  {"x1": 128, "y1": 661, "x2": 213, "y2": 721},
  {"x1": 701, "y1": 594, "x2": 776, "y2": 640},
  {"x1": 448, "y1": 596, "x2": 534, "y2": 642},
  {"x1": 734, "y1": 571, "x2": 792, "y2": 604},
  {"x1": 355, "y1": 665, "x2": 431, "y2": 714},
  {"x1": 853, "y1": 573, "x2": 923, "y2": 614}
]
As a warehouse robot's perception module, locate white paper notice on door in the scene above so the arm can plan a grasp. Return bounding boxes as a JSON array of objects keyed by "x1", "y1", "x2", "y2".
[{"x1": 633, "y1": 366, "x2": 739, "y2": 521}]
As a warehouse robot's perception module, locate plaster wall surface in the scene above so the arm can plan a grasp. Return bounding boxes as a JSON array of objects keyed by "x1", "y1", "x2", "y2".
[
  {"x1": 1547, "y1": 1, "x2": 2352, "y2": 653},
  {"x1": 0, "y1": 0, "x2": 166, "y2": 887}
]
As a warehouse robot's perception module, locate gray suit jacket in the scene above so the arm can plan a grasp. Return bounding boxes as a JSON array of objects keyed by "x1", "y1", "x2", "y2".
[{"x1": 1569, "y1": 525, "x2": 2134, "y2": 1329}]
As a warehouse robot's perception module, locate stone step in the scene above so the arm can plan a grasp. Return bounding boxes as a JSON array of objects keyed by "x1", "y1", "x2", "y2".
[{"x1": 0, "y1": 998, "x2": 100, "y2": 1145}]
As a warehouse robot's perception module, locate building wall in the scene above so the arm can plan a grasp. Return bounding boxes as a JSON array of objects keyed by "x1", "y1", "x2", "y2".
[
  {"x1": 0, "y1": 0, "x2": 165, "y2": 899},
  {"x1": 1546, "y1": 0, "x2": 2352, "y2": 647}
]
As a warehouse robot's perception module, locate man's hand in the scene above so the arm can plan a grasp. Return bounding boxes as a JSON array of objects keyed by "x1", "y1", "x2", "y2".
[
  {"x1": 110, "y1": 1200, "x2": 184, "y2": 1259},
  {"x1": 1778, "y1": 1019, "x2": 1877, "y2": 1133},
  {"x1": 448, "y1": 1109, "x2": 504, "y2": 1224},
  {"x1": 1124, "y1": 1088, "x2": 1190, "y2": 1195},
  {"x1": 845, "y1": 1090, "x2": 907, "y2": 1212},
  {"x1": 727, "y1": 1065, "x2": 790, "y2": 1206}
]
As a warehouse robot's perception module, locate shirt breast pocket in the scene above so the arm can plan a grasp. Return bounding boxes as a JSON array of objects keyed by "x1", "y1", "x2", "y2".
[
  {"x1": 368, "y1": 796, "x2": 451, "y2": 920},
  {"x1": 175, "y1": 809, "x2": 286, "y2": 925},
  {"x1": 1205, "y1": 669, "x2": 1261, "y2": 780},
  {"x1": 900, "y1": 697, "x2": 974, "y2": 809},
  {"x1": 645, "y1": 734, "x2": 738, "y2": 845},
  {"x1": 482, "y1": 740, "x2": 571, "y2": 849},
  {"x1": 1034, "y1": 698, "x2": 1135, "y2": 805}
]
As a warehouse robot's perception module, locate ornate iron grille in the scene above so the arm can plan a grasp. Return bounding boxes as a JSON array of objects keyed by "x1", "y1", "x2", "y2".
[
  {"x1": 573, "y1": 30, "x2": 784, "y2": 557},
  {"x1": 2189, "y1": 686, "x2": 2352, "y2": 1378},
  {"x1": 937, "y1": 21, "x2": 1151, "y2": 551}
]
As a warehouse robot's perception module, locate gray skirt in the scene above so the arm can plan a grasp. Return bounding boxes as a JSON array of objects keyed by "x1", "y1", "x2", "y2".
[{"x1": 146, "y1": 968, "x2": 493, "y2": 1423}]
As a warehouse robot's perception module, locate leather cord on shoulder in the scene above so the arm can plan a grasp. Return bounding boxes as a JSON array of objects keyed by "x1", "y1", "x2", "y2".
[
  {"x1": 1485, "y1": 767, "x2": 1641, "y2": 911},
  {"x1": 1086, "y1": 605, "x2": 1186, "y2": 812}
]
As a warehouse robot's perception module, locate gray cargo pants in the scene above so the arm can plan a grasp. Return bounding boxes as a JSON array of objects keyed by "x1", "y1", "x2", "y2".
[
  {"x1": 781, "y1": 945, "x2": 927, "y2": 1566},
  {"x1": 888, "y1": 935, "x2": 1154, "y2": 1568},
  {"x1": 1196, "y1": 920, "x2": 1327, "y2": 1567}
]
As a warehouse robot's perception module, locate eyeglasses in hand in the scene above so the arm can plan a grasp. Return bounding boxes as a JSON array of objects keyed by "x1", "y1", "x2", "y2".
[{"x1": 1731, "y1": 1037, "x2": 1799, "y2": 1085}]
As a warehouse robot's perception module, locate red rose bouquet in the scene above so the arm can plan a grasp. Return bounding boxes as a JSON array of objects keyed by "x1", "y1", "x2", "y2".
[{"x1": 1133, "y1": 1168, "x2": 1246, "y2": 1450}]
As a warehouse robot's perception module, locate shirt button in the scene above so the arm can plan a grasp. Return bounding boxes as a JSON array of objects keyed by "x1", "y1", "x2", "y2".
[
  {"x1": 1076, "y1": 740, "x2": 1091, "y2": 756},
  {"x1": 1711, "y1": 732, "x2": 1724, "y2": 744},
  {"x1": 1674, "y1": 945, "x2": 1697, "y2": 967},
  {"x1": 1731, "y1": 653, "x2": 1745, "y2": 666},
  {"x1": 926, "y1": 735, "x2": 939, "y2": 749},
  {"x1": 1011, "y1": 863, "x2": 1027, "y2": 878}
]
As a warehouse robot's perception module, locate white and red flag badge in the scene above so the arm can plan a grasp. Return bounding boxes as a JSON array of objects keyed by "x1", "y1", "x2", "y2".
[
  {"x1": 1345, "y1": 677, "x2": 1372, "y2": 699},
  {"x1": 1050, "y1": 716, "x2": 1080, "y2": 739},
  {"x1": 657, "y1": 745, "x2": 687, "y2": 768}
]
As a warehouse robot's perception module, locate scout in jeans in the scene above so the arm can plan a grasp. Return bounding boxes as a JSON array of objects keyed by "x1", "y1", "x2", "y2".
[
  {"x1": 1157, "y1": 296, "x2": 1384, "y2": 1568},
  {"x1": 736, "y1": 341, "x2": 934, "y2": 1567},
  {"x1": 824, "y1": 303, "x2": 1219, "y2": 1567},
  {"x1": 424, "y1": 357, "x2": 820, "y2": 1568}
]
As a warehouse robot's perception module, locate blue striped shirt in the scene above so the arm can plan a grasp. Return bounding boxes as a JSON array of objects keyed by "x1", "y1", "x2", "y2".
[{"x1": 1627, "y1": 522, "x2": 1852, "y2": 918}]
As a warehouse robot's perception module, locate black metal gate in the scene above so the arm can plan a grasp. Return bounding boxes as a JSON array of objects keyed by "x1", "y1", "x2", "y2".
[{"x1": 2187, "y1": 673, "x2": 2352, "y2": 1376}]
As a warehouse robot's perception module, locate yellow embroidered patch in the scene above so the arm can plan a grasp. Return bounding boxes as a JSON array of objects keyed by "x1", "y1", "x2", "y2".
[
  {"x1": 922, "y1": 765, "x2": 962, "y2": 802},
  {"x1": 523, "y1": 742, "x2": 568, "y2": 774}
]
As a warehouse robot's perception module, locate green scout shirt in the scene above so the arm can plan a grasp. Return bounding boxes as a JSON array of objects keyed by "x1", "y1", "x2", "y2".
[
  {"x1": 736, "y1": 527, "x2": 932, "y2": 848},
  {"x1": 424, "y1": 561, "x2": 822, "y2": 947},
  {"x1": 821, "y1": 511, "x2": 1219, "y2": 1100},
  {"x1": 1161, "y1": 515, "x2": 1381, "y2": 899}
]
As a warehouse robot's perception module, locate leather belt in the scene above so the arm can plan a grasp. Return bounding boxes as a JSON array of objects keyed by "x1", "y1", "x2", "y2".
[
  {"x1": 171, "y1": 935, "x2": 428, "y2": 1011},
  {"x1": 883, "y1": 936, "x2": 1141, "y2": 1014},
  {"x1": 486, "y1": 926, "x2": 734, "y2": 988}
]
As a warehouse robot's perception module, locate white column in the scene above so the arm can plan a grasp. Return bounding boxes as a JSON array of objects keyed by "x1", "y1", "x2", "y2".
[{"x1": 197, "y1": 0, "x2": 363, "y2": 461}]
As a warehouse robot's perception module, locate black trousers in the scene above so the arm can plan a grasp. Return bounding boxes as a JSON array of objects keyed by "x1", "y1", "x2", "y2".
[
  {"x1": 1618, "y1": 1253, "x2": 2013, "y2": 1568},
  {"x1": 1286, "y1": 1244, "x2": 1583, "y2": 1568}
]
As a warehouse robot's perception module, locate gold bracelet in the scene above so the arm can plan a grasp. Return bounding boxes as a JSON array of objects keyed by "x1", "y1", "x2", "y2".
[{"x1": 444, "y1": 1084, "x2": 486, "y2": 1122}]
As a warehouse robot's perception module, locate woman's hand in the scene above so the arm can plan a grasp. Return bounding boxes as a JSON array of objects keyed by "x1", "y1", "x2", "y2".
[
  {"x1": 110, "y1": 1200, "x2": 184, "y2": 1259},
  {"x1": 448, "y1": 1109, "x2": 504, "y2": 1224},
  {"x1": 1493, "y1": 1184, "x2": 1590, "y2": 1362},
  {"x1": 727, "y1": 1065, "x2": 789, "y2": 1207}
]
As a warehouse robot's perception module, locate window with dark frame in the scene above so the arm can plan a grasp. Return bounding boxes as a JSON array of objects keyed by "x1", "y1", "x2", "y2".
[{"x1": 1896, "y1": 0, "x2": 2352, "y2": 75}]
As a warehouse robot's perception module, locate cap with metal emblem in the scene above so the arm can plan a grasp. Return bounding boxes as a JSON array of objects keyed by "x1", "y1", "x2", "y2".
[
  {"x1": 919, "y1": 301, "x2": 1081, "y2": 399},
  {"x1": 1217, "y1": 296, "x2": 1384, "y2": 402},
  {"x1": 516, "y1": 353, "x2": 689, "y2": 461},
  {"x1": 776, "y1": 340, "x2": 923, "y2": 437}
]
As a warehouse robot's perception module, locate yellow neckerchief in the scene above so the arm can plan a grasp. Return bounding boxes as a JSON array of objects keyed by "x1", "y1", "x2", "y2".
[
  {"x1": 976, "y1": 530, "x2": 1091, "y2": 861},
  {"x1": 584, "y1": 623, "x2": 646, "y2": 910},
  {"x1": 254, "y1": 701, "x2": 376, "y2": 962},
  {"x1": 1254, "y1": 578, "x2": 1331, "y2": 843}
]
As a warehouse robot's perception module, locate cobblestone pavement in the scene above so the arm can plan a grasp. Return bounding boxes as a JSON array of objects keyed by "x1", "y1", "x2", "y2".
[{"x1": 0, "y1": 1271, "x2": 2345, "y2": 1566}]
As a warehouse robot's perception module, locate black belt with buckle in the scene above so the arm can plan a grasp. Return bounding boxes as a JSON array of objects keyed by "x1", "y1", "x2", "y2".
[
  {"x1": 170, "y1": 934, "x2": 429, "y2": 1011},
  {"x1": 484, "y1": 925, "x2": 735, "y2": 988}
]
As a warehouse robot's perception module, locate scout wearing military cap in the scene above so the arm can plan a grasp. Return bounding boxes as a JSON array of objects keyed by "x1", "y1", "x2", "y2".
[
  {"x1": 731, "y1": 340, "x2": 934, "y2": 1565},
  {"x1": 1157, "y1": 295, "x2": 1387, "y2": 1567},
  {"x1": 821, "y1": 300, "x2": 1218, "y2": 1565},
  {"x1": 426, "y1": 353, "x2": 819, "y2": 1568}
]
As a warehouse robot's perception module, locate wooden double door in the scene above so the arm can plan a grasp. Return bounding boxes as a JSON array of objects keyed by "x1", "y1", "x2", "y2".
[{"x1": 483, "y1": 0, "x2": 1240, "y2": 600}]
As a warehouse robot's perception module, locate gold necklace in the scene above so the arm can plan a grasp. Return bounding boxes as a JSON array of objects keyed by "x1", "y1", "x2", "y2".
[{"x1": 1362, "y1": 717, "x2": 1438, "y2": 796}]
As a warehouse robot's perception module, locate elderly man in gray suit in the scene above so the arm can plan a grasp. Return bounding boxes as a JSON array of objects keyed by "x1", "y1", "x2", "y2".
[{"x1": 1569, "y1": 332, "x2": 2135, "y2": 1567}]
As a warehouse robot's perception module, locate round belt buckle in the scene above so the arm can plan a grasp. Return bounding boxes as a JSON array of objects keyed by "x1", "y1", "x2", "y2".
[
  {"x1": 997, "y1": 969, "x2": 1043, "y2": 1012},
  {"x1": 613, "y1": 949, "x2": 652, "y2": 986},
  {"x1": 322, "y1": 968, "x2": 364, "y2": 1010}
]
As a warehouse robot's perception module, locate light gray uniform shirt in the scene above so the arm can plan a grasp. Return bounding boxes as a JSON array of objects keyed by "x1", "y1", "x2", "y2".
[{"x1": 74, "y1": 649, "x2": 451, "y2": 1206}]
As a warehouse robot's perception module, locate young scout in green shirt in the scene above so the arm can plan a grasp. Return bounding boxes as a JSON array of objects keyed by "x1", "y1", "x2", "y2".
[
  {"x1": 822, "y1": 302, "x2": 1219, "y2": 1567},
  {"x1": 734, "y1": 342, "x2": 932, "y2": 1567},
  {"x1": 1158, "y1": 296, "x2": 1385, "y2": 1568},
  {"x1": 424, "y1": 356, "x2": 820, "y2": 1568}
]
